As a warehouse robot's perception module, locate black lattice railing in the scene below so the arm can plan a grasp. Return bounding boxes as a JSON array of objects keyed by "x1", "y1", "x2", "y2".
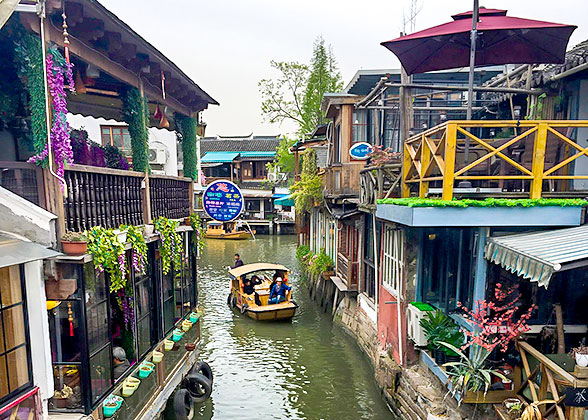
[
  {"x1": 149, "y1": 176, "x2": 191, "y2": 220},
  {"x1": 64, "y1": 166, "x2": 144, "y2": 232},
  {"x1": 0, "y1": 161, "x2": 46, "y2": 208}
]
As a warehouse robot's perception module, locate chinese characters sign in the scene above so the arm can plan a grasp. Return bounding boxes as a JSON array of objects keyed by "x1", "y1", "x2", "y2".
[{"x1": 203, "y1": 180, "x2": 244, "y2": 222}]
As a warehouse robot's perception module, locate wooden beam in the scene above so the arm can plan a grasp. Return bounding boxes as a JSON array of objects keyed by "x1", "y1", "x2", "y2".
[{"x1": 23, "y1": 13, "x2": 194, "y2": 116}]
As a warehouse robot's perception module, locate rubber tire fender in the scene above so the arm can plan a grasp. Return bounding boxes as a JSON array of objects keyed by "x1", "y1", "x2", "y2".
[
  {"x1": 240, "y1": 302, "x2": 248, "y2": 314},
  {"x1": 194, "y1": 361, "x2": 214, "y2": 385},
  {"x1": 186, "y1": 372, "x2": 212, "y2": 403},
  {"x1": 227, "y1": 292, "x2": 232, "y2": 306},
  {"x1": 173, "y1": 389, "x2": 194, "y2": 420}
]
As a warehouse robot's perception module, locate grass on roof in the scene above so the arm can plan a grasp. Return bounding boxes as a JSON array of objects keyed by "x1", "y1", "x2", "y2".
[{"x1": 376, "y1": 197, "x2": 587, "y2": 208}]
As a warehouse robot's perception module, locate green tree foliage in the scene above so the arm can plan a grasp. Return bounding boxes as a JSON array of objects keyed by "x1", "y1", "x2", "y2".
[
  {"x1": 259, "y1": 36, "x2": 342, "y2": 134},
  {"x1": 266, "y1": 135, "x2": 296, "y2": 184},
  {"x1": 300, "y1": 36, "x2": 343, "y2": 134},
  {"x1": 121, "y1": 87, "x2": 150, "y2": 173},
  {"x1": 290, "y1": 148, "x2": 323, "y2": 214}
]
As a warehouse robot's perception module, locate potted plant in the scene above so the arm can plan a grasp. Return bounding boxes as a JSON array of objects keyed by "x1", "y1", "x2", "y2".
[
  {"x1": 503, "y1": 397, "x2": 523, "y2": 419},
  {"x1": 420, "y1": 310, "x2": 455, "y2": 364},
  {"x1": 143, "y1": 224, "x2": 154, "y2": 236},
  {"x1": 570, "y1": 343, "x2": 588, "y2": 367},
  {"x1": 152, "y1": 351, "x2": 164, "y2": 363},
  {"x1": 61, "y1": 231, "x2": 88, "y2": 255},
  {"x1": 52, "y1": 385, "x2": 73, "y2": 408},
  {"x1": 443, "y1": 329, "x2": 465, "y2": 363},
  {"x1": 102, "y1": 395, "x2": 123, "y2": 417}
]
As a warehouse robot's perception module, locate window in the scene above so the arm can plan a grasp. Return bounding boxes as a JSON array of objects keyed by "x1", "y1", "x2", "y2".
[
  {"x1": 363, "y1": 218, "x2": 376, "y2": 299},
  {"x1": 352, "y1": 110, "x2": 369, "y2": 143},
  {"x1": 333, "y1": 123, "x2": 341, "y2": 163},
  {"x1": 100, "y1": 126, "x2": 131, "y2": 151},
  {"x1": 382, "y1": 227, "x2": 404, "y2": 297},
  {"x1": 254, "y1": 162, "x2": 268, "y2": 179},
  {"x1": 383, "y1": 109, "x2": 400, "y2": 152},
  {"x1": 135, "y1": 247, "x2": 157, "y2": 359},
  {"x1": 174, "y1": 233, "x2": 195, "y2": 319},
  {"x1": 0, "y1": 265, "x2": 32, "y2": 406}
]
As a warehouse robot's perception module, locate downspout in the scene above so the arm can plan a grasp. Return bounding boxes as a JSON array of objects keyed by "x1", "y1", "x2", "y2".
[
  {"x1": 40, "y1": 4, "x2": 68, "y2": 195},
  {"x1": 395, "y1": 228, "x2": 403, "y2": 366}
]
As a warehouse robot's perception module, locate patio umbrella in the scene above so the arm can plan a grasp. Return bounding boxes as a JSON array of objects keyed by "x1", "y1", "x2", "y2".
[{"x1": 381, "y1": 6, "x2": 576, "y2": 77}]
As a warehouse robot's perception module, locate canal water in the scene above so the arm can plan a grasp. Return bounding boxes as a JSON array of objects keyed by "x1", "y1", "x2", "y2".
[{"x1": 195, "y1": 235, "x2": 394, "y2": 420}]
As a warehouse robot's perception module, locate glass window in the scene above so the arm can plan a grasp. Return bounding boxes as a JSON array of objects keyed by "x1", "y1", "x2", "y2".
[
  {"x1": 85, "y1": 269, "x2": 109, "y2": 355},
  {"x1": 100, "y1": 126, "x2": 131, "y2": 151},
  {"x1": 89, "y1": 346, "x2": 112, "y2": 404},
  {"x1": 382, "y1": 226, "x2": 404, "y2": 297},
  {"x1": 49, "y1": 301, "x2": 83, "y2": 363},
  {"x1": 352, "y1": 110, "x2": 369, "y2": 143},
  {"x1": 50, "y1": 365, "x2": 83, "y2": 411},
  {"x1": 135, "y1": 274, "x2": 155, "y2": 358},
  {"x1": 0, "y1": 266, "x2": 32, "y2": 405}
]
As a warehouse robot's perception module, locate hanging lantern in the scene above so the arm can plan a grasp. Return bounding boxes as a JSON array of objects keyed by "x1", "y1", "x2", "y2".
[
  {"x1": 74, "y1": 71, "x2": 86, "y2": 94},
  {"x1": 62, "y1": 4, "x2": 70, "y2": 64},
  {"x1": 196, "y1": 122, "x2": 207, "y2": 137},
  {"x1": 67, "y1": 302, "x2": 74, "y2": 337},
  {"x1": 153, "y1": 104, "x2": 162, "y2": 120},
  {"x1": 160, "y1": 113, "x2": 170, "y2": 129}
]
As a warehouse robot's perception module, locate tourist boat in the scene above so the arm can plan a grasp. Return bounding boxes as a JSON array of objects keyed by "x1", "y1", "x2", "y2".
[
  {"x1": 227, "y1": 263, "x2": 298, "y2": 321},
  {"x1": 203, "y1": 221, "x2": 253, "y2": 240}
]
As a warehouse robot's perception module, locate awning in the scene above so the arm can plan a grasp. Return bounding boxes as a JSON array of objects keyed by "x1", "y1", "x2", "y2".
[
  {"x1": 274, "y1": 195, "x2": 294, "y2": 206},
  {"x1": 0, "y1": 233, "x2": 61, "y2": 269},
  {"x1": 238, "y1": 152, "x2": 276, "y2": 158},
  {"x1": 201, "y1": 152, "x2": 239, "y2": 163},
  {"x1": 485, "y1": 225, "x2": 588, "y2": 288}
]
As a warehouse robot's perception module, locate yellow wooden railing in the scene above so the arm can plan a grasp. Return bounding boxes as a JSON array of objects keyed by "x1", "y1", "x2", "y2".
[{"x1": 402, "y1": 120, "x2": 588, "y2": 200}]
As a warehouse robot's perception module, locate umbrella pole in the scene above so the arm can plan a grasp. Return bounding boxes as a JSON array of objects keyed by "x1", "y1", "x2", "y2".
[{"x1": 465, "y1": 0, "x2": 479, "y2": 166}]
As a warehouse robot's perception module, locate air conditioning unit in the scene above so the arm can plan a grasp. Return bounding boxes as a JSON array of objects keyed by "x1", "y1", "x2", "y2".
[
  {"x1": 267, "y1": 171, "x2": 286, "y2": 182},
  {"x1": 149, "y1": 147, "x2": 167, "y2": 165}
]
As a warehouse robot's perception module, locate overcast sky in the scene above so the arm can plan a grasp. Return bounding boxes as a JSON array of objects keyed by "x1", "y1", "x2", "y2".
[{"x1": 99, "y1": 0, "x2": 588, "y2": 138}]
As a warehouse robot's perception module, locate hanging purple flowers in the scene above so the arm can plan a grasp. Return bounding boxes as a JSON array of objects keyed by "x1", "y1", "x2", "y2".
[{"x1": 28, "y1": 48, "x2": 75, "y2": 191}]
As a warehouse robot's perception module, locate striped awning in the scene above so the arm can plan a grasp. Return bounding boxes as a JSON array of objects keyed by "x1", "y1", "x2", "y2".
[{"x1": 485, "y1": 225, "x2": 588, "y2": 288}]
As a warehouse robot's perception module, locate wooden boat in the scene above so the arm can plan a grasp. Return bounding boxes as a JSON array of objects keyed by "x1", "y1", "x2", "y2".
[
  {"x1": 203, "y1": 221, "x2": 253, "y2": 240},
  {"x1": 227, "y1": 263, "x2": 297, "y2": 321}
]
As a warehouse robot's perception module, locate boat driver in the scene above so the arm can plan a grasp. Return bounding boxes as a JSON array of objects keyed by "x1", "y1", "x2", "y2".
[
  {"x1": 269, "y1": 278, "x2": 291, "y2": 304},
  {"x1": 231, "y1": 253, "x2": 244, "y2": 269},
  {"x1": 242, "y1": 276, "x2": 255, "y2": 295}
]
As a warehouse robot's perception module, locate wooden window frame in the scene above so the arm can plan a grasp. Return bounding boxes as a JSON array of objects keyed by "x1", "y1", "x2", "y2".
[
  {"x1": 100, "y1": 125, "x2": 131, "y2": 151},
  {"x1": 382, "y1": 227, "x2": 404, "y2": 298}
]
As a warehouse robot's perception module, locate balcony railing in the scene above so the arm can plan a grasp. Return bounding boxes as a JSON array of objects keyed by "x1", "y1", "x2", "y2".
[
  {"x1": 324, "y1": 163, "x2": 364, "y2": 197},
  {"x1": 402, "y1": 120, "x2": 588, "y2": 200},
  {"x1": 359, "y1": 163, "x2": 402, "y2": 209},
  {"x1": 337, "y1": 252, "x2": 358, "y2": 290},
  {"x1": 62, "y1": 165, "x2": 192, "y2": 232}
]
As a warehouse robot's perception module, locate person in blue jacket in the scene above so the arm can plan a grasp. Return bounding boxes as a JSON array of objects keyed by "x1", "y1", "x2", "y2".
[{"x1": 268, "y1": 278, "x2": 291, "y2": 304}]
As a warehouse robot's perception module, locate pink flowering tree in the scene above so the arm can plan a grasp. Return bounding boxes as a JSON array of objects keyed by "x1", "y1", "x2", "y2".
[{"x1": 458, "y1": 283, "x2": 536, "y2": 353}]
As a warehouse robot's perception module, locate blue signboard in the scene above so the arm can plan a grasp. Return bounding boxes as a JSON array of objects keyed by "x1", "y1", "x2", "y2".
[
  {"x1": 203, "y1": 180, "x2": 244, "y2": 222},
  {"x1": 349, "y1": 142, "x2": 373, "y2": 160}
]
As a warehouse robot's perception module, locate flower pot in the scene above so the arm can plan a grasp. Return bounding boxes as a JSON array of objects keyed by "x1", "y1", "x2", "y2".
[
  {"x1": 122, "y1": 383, "x2": 136, "y2": 397},
  {"x1": 503, "y1": 398, "x2": 523, "y2": 419},
  {"x1": 445, "y1": 353, "x2": 460, "y2": 363},
  {"x1": 189, "y1": 312, "x2": 199, "y2": 323},
  {"x1": 502, "y1": 378, "x2": 513, "y2": 390},
  {"x1": 185, "y1": 343, "x2": 196, "y2": 351},
  {"x1": 103, "y1": 396, "x2": 123, "y2": 417},
  {"x1": 138, "y1": 367, "x2": 152, "y2": 378},
  {"x1": 152, "y1": 351, "x2": 163, "y2": 363},
  {"x1": 62, "y1": 241, "x2": 87, "y2": 256},
  {"x1": 181, "y1": 320, "x2": 193, "y2": 332},
  {"x1": 576, "y1": 352, "x2": 588, "y2": 367},
  {"x1": 433, "y1": 348, "x2": 446, "y2": 365},
  {"x1": 164, "y1": 339, "x2": 174, "y2": 351},
  {"x1": 53, "y1": 397, "x2": 69, "y2": 409},
  {"x1": 116, "y1": 231, "x2": 127, "y2": 244},
  {"x1": 172, "y1": 329, "x2": 184, "y2": 342}
]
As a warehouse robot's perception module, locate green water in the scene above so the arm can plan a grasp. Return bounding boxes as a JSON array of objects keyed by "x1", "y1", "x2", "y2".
[{"x1": 195, "y1": 235, "x2": 395, "y2": 420}]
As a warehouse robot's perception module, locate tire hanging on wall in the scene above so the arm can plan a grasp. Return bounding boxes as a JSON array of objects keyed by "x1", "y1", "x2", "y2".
[
  {"x1": 186, "y1": 372, "x2": 213, "y2": 403},
  {"x1": 173, "y1": 389, "x2": 194, "y2": 420},
  {"x1": 194, "y1": 361, "x2": 214, "y2": 385}
]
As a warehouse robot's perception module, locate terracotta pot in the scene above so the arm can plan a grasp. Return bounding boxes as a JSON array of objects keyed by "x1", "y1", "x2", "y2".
[
  {"x1": 62, "y1": 241, "x2": 87, "y2": 256},
  {"x1": 185, "y1": 343, "x2": 196, "y2": 351},
  {"x1": 53, "y1": 397, "x2": 69, "y2": 409}
]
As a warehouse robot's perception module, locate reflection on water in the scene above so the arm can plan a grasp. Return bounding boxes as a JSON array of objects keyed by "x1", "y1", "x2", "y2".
[{"x1": 196, "y1": 235, "x2": 394, "y2": 420}]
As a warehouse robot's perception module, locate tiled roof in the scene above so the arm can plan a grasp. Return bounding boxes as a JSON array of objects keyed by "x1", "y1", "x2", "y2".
[{"x1": 200, "y1": 135, "x2": 280, "y2": 156}]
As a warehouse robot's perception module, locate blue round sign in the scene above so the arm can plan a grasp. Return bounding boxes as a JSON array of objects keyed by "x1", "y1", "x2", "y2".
[
  {"x1": 349, "y1": 142, "x2": 373, "y2": 160},
  {"x1": 203, "y1": 180, "x2": 244, "y2": 222}
]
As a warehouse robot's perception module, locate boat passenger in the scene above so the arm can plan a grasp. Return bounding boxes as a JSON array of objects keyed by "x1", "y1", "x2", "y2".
[
  {"x1": 251, "y1": 275, "x2": 262, "y2": 285},
  {"x1": 268, "y1": 278, "x2": 291, "y2": 304},
  {"x1": 231, "y1": 253, "x2": 244, "y2": 269},
  {"x1": 242, "y1": 276, "x2": 255, "y2": 295},
  {"x1": 113, "y1": 347, "x2": 130, "y2": 380}
]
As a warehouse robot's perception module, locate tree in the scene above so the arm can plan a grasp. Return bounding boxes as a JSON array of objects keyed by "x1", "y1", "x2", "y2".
[
  {"x1": 290, "y1": 148, "x2": 323, "y2": 214},
  {"x1": 266, "y1": 135, "x2": 297, "y2": 184},
  {"x1": 300, "y1": 36, "x2": 343, "y2": 134},
  {"x1": 259, "y1": 36, "x2": 343, "y2": 135}
]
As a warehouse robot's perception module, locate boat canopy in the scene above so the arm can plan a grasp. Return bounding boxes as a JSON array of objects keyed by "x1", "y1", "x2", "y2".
[{"x1": 228, "y1": 263, "x2": 289, "y2": 278}]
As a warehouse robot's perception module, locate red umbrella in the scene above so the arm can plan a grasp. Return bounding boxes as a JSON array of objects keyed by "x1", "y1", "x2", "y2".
[{"x1": 381, "y1": 7, "x2": 576, "y2": 76}]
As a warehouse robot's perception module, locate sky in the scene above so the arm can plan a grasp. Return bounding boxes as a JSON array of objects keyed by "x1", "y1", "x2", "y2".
[{"x1": 99, "y1": 0, "x2": 588, "y2": 138}]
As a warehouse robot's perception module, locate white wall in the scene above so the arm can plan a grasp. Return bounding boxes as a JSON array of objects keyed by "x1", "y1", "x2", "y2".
[
  {"x1": 67, "y1": 114, "x2": 179, "y2": 176},
  {"x1": 24, "y1": 260, "x2": 53, "y2": 419}
]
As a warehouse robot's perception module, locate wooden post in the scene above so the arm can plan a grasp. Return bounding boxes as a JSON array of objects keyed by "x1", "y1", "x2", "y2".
[
  {"x1": 294, "y1": 150, "x2": 300, "y2": 181},
  {"x1": 142, "y1": 175, "x2": 152, "y2": 224},
  {"x1": 419, "y1": 134, "x2": 430, "y2": 198},
  {"x1": 442, "y1": 123, "x2": 457, "y2": 201},
  {"x1": 555, "y1": 303, "x2": 565, "y2": 354},
  {"x1": 401, "y1": 143, "x2": 411, "y2": 198},
  {"x1": 399, "y1": 66, "x2": 413, "y2": 144},
  {"x1": 530, "y1": 122, "x2": 548, "y2": 199}
]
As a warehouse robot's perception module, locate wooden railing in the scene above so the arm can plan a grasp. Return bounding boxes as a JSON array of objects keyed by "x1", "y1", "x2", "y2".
[
  {"x1": 402, "y1": 120, "x2": 588, "y2": 200},
  {"x1": 359, "y1": 163, "x2": 402, "y2": 209},
  {"x1": 0, "y1": 161, "x2": 46, "y2": 209},
  {"x1": 149, "y1": 175, "x2": 192, "y2": 220},
  {"x1": 517, "y1": 341, "x2": 588, "y2": 420},
  {"x1": 324, "y1": 163, "x2": 365, "y2": 197},
  {"x1": 337, "y1": 252, "x2": 358, "y2": 290},
  {"x1": 63, "y1": 165, "x2": 193, "y2": 232}
]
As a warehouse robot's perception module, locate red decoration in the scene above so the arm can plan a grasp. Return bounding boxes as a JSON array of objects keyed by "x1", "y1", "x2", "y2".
[{"x1": 153, "y1": 104, "x2": 162, "y2": 120}]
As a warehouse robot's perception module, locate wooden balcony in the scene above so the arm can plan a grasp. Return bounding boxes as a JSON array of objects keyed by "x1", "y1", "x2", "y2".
[
  {"x1": 336, "y1": 252, "x2": 358, "y2": 290},
  {"x1": 359, "y1": 163, "x2": 402, "y2": 210},
  {"x1": 324, "y1": 163, "x2": 364, "y2": 198},
  {"x1": 402, "y1": 120, "x2": 588, "y2": 200}
]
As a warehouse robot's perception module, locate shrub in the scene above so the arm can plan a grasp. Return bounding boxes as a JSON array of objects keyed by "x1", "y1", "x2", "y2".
[
  {"x1": 309, "y1": 251, "x2": 334, "y2": 276},
  {"x1": 296, "y1": 245, "x2": 311, "y2": 261}
]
